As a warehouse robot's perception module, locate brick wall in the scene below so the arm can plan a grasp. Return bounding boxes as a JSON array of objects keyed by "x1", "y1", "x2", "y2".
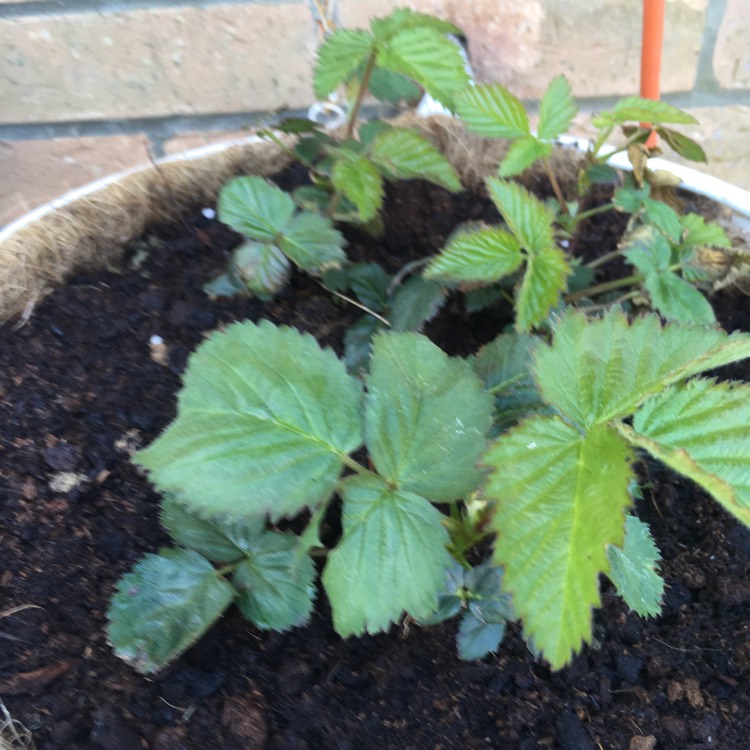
[{"x1": 1, "y1": 0, "x2": 749, "y2": 225}]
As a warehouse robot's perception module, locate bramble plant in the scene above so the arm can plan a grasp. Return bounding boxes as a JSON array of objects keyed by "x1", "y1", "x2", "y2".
[{"x1": 107, "y1": 7, "x2": 750, "y2": 675}]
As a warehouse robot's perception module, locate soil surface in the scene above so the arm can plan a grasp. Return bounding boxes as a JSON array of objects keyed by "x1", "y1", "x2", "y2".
[{"x1": 1, "y1": 171, "x2": 750, "y2": 750}]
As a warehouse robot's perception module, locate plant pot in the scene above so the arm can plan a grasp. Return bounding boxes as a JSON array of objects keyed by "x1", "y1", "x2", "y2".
[{"x1": 2, "y1": 116, "x2": 750, "y2": 750}]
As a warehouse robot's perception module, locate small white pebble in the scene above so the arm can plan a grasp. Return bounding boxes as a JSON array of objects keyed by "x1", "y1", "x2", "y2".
[
  {"x1": 149, "y1": 334, "x2": 164, "y2": 346},
  {"x1": 559, "y1": 239, "x2": 570, "y2": 248},
  {"x1": 201, "y1": 207, "x2": 216, "y2": 219},
  {"x1": 526, "y1": 441, "x2": 538, "y2": 450}
]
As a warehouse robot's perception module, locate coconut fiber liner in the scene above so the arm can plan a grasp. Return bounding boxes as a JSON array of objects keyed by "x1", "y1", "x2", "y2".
[{"x1": 0, "y1": 115, "x2": 583, "y2": 325}]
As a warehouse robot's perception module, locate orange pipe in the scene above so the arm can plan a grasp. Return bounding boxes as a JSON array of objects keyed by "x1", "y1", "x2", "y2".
[{"x1": 640, "y1": 0, "x2": 665, "y2": 148}]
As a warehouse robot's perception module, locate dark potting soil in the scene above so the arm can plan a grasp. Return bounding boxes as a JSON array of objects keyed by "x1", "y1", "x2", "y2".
[{"x1": 1, "y1": 173, "x2": 749, "y2": 750}]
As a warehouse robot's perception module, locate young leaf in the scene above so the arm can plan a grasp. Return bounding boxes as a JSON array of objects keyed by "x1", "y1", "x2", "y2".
[
  {"x1": 483, "y1": 418, "x2": 634, "y2": 669},
  {"x1": 371, "y1": 7, "x2": 462, "y2": 42},
  {"x1": 679, "y1": 213, "x2": 731, "y2": 250},
  {"x1": 332, "y1": 154, "x2": 384, "y2": 223},
  {"x1": 593, "y1": 97, "x2": 698, "y2": 128},
  {"x1": 136, "y1": 321, "x2": 363, "y2": 521},
  {"x1": 607, "y1": 515, "x2": 664, "y2": 617},
  {"x1": 499, "y1": 136, "x2": 553, "y2": 178},
  {"x1": 623, "y1": 379, "x2": 750, "y2": 527},
  {"x1": 232, "y1": 531, "x2": 316, "y2": 630},
  {"x1": 231, "y1": 240, "x2": 290, "y2": 298},
  {"x1": 457, "y1": 614, "x2": 506, "y2": 661},
  {"x1": 537, "y1": 75, "x2": 578, "y2": 141},
  {"x1": 464, "y1": 562, "x2": 514, "y2": 624},
  {"x1": 389, "y1": 276, "x2": 447, "y2": 332},
  {"x1": 368, "y1": 66, "x2": 422, "y2": 103},
  {"x1": 424, "y1": 227, "x2": 523, "y2": 284},
  {"x1": 107, "y1": 549, "x2": 236, "y2": 674},
  {"x1": 515, "y1": 246, "x2": 570, "y2": 332},
  {"x1": 365, "y1": 332, "x2": 493, "y2": 501},
  {"x1": 314, "y1": 29, "x2": 374, "y2": 99},
  {"x1": 344, "y1": 315, "x2": 383, "y2": 376},
  {"x1": 643, "y1": 271, "x2": 716, "y2": 325},
  {"x1": 418, "y1": 561, "x2": 466, "y2": 625},
  {"x1": 533, "y1": 308, "x2": 750, "y2": 429},
  {"x1": 370, "y1": 128, "x2": 462, "y2": 192},
  {"x1": 656, "y1": 127, "x2": 707, "y2": 163},
  {"x1": 218, "y1": 176, "x2": 296, "y2": 241},
  {"x1": 322, "y1": 474, "x2": 452, "y2": 635},
  {"x1": 456, "y1": 83, "x2": 530, "y2": 139},
  {"x1": 279, "y1": 211, "x2": 346, "y2": 271}
]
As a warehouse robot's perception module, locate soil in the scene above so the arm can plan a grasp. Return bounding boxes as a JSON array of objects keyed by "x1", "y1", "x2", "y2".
[{"x1": 1, "y1": 171, "x2": 749, "y2": 750}]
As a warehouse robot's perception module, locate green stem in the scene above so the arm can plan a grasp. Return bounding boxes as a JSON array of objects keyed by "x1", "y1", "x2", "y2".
[
  {"x1": 543, "y1": 156, "x2": 568, "y2": 214},
  {"x1": 575, "y1": 202, "x2": 615, "y2": 224},
  {"x1": 564, "y1": 272, "x2": 644, "y2": 304},
  {"x1": 345, "y1": 51, "x2": 377, "y2": 140},
  {"x1": 591, "y1": 125, "x2": 614, "y2": 160},
  {"x1": 341, "y1": 454, "x2": 375, "y2": 477},
  {"x1": 585, "y1": 246, "x2": 623, "y2": 270}
]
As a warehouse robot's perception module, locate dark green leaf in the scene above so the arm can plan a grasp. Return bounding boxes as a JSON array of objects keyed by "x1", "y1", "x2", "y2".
[
  {"x1": 344, "y1": 315, "x2": 383, "y2": 376},
  {"x1": 585, "y1": 163, "x2": 619, "y2": 185},
  {"x1": 348, "y1": 262, "x2": 392, "y2": 311},
  {"x1": 457, "y1": 613, "x2": 505, "y2": 660},
  {"x1": 368, "y1": 66, "x2": 422, "y2": 103},
  {"x1": 280, "y1": 211, "x2": 346, "y2": 271},
  {"x1": 389, "y1": 276, "x2": 447, "y2": 332},
  {"x1": 203, "y1": 270, "x2": 246, "y2": 299},
  {"x1": 274, "y1": 118, "x2": 321, "y2": 135},
  {"x1": 656, "y1": 127, "x2": 707, "y2": 163},
  {"x1": 465, "y1": 562, "x2": 514, "y2": 623},
  {"x1": 231, "y1": 240, "x2": 290, "y2": 298},
  {"x1": 537, "y1": 75, "x2": 578, "y2": 141},
  {"x1": 218, "y1": 176, "x2": 295, "y2": 241}
]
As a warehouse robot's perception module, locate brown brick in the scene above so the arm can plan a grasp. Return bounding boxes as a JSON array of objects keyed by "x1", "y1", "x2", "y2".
[
  {"x1": 714, "y1": 0, "x2": 750, "y2": 88},
  {"x1": 340, "y1": 0, "x2": 707, "y2": 97},
  {"x1": 0, "y1": 3, "x2": 316, "y2": 124},
  {"x1": 0, "y1": 135, "x2": 151, "y2": 226}
]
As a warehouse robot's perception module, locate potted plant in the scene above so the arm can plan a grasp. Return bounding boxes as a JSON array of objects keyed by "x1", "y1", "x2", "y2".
[{"x1": 2, "y1": 8, "x2": 750, "y2": 749}]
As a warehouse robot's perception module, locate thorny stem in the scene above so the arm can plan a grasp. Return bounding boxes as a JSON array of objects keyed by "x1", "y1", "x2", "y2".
[
  {"x1": 345, "y1": 51, "x2": 377, "y2": 140},
  {"x1": 543, "y1": 156, "x2": 568, "y2": 214}
]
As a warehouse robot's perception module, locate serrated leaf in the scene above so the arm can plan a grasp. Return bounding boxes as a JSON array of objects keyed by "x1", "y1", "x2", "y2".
[
  {"x1": 279, "y1": 211, "x2": 346, "y2": 271},
  {"x1": 365, "y1": 332, "x2": 493, "y2": 500},
  {"x1": 218, "y1": 176, "x2": 296, "y2": 241},
  {"x1": 614, "y1": 181, "x2": 650, "y2": 213},
  {"x1": 486, "y1": 178, "x2": 555, "y2": 255},
  {"x1": 314, "y1": 29, "x2": 374, "y2": 99},
  {"x1": 456, "y1": 83, "x2": 530, "y2": 139},
  {"x1": 537, "y1": 75, "x2": 578, "y2": 141},
  {"x1": 136, "y1": 321, "x2": 363, "y2": 521},
  {"x1": 624, "y1": 379, "x2": 750, "y2": 527},
  {"x1": 499, "y1": 136, "x2": 553, "y2": 178},
  {"x1": 644, "y1": 270, "x2": 716, "y2": 324},
  {"x1": 680, "y1": 213, "x2": 731, "y2": 250},
  {"x1": 483, "y1": 418, "x2": 634, "y2": 669},
  {"x1": 534, "y1": 308, "x2": 750, "y2": 429},
  {"x1": 322, "y1": 474, "x2": 452, "y2": 635},
  {"x1": 622, "y1": 224, "x2": 672, "y2": 274},
  {"x1": 347, "y1": 262, "x2": 392, "y2": 311},
  {"x1": 389, "y1": 276, "x2": 447, "y2": 332},
  {"x1": 231, "y1": 240, "x2": 291, "y2": 298},
  {"x1": 232, "y1": 531, "x2": 316, "y2": 630},
  {"x1": 418, "y1": 561, "x2": 466, "y2": 625},
  {"x1": 332, "y1": 154, "x2": 384, "y2": 223},
  {"x1": 371, "y1": 7, "x2": 462, "y2": 42},
  {"x1": 457, "y1": 613, "x2": 506, "y2": 661},
  {"x1": 424, "y1": 227, "x2": 523, "y2": 284},
  {"x1": 656, "y1": 127, "x2": 707, "y2": 163},
  {"x1": 465, "y1": 562, "x2": 514, "y2": 623},
  {"x1": 593, "y1": 97, "x2": 698, "y2": 127},
  {"x1": 370, "y1": 128, "x2": 461, "y2": 192},
  {"x1": 644, "y1": 199, "x2": 682, "y2": 242},
  {"x1": 607, "y1": 515, "x2": 664, "y2": 617},
  {"x1": 344, "y1": 315, "x2": 383, "y2": 376},
  {"x1": 377, "y1": 26, "x2": 469, "y2": 108},
  {"x1": 515, "y1": 246, "x2": 570, "y2": 332},
  {"x1": 368, "y1": 66, "x2": 422, "y2": 103},
  {"x1": 107, "y1": 549, "x2": 235, "y2": 674}
]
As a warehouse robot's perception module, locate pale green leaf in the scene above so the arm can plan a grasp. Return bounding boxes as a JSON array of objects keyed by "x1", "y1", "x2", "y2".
[
  {"x1": 218, "y1": 176, "x2": 296, "y2": 241},
  {"x1": 644, "y1": 271, "x2": 716, "y2": 325},
  {"x1": 365, "y1": 332, "x2": 493, "y2": 500},
  {"x1": 621, "y1": 224, "x2": 672, "y2": 274},
  {"x1": 656, "y1": 127, "x2": 707, "y2": 163},
  {"x1": 136, "y1": 321, "x2": 363, "y2": 521},
  {"x1": 607, "y1": 515, "x2": 664, "y2": 617},
  {"x1": 483, "y1": 418, "x2": 634, "y2": 669},
  {"x1": 389, "y1": 276, "x2": 447, "y2": 332},
  {"x1": 456, "y1": 83, "x2": 530, "y2": 139},
  {"x1": 377, "y1": 26, "x2": 470, "y2": 108},
  {"x1": 644, "y1": 199, "x2": 682, "y2": 242},
  {"x1": 515, "y1": 246, "x2": 570, "y2": 332},
  {"x1": 680, "y1": 213, "x2": 731, "y2": 250},
  {"x1": 593, "y1": 97, "x2": 698, "y2": 127},
  {"x1": 371, "y1": 8, "x2": 462, "y2": 42},
  {"x1": 232, "y1": 531, "x2": 316, "y2": 630},
  {"x1": 107, "y1": 549, "x2": 235, "y2": 674},
  {"x1": 279, "y1": 211, "x2": 346, "y2": 271},
  {"x1": 322, "y1": 474, "x2": 452, "y2": 635},
  {"x1": 370, "y1": 128, "x2": 461, "y2": 192},
  {"x1": 314, "y1": 29, "x2": 374, "y2": 99},
  {"x1": 537, "y1": 75, "x2": 578, "y2": 141},
  {"x1": 534, "y1": 308, "x2": 750, "y2": 429},
  {"x1": 624, "y1": 379, "x2": 750, "y2": 527},
  {"x1": 332, "y1": 154, "x2": 384, "y2": 223},
  {"x1": 486, "y1": 178, "x2": 555, "y2": 255},
  {"x1": 499, "y1": 136, "x2": 553, "y2": 178},
  {"x1": 232, "y1": 240, "x2": 290, "y2": 298},
  {"x1": 424, "y1": 226, "x2": 523, "y2": 283},
  {"x1": 457, "y1": 614, "x2": 506, "y2": 660}
]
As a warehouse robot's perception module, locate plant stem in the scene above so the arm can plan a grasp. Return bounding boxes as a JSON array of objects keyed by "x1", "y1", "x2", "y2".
[
  {"x1": 543, "y1": 156, "x2": 568, "y2": 214},
  {"x1": 341, "y1": 454, "x2": 373, "y2": 476},
  {"x1": 345, "y1": 51, "x2": 377, "y2": 140},
  {"x1": 585, "y1": 247, "x2": 623, "y2": 270},
  {"x1": 564, "y1": 272, "x2": 644, "y2": 304},
  {"x1": 575, "y1": 202, "x2": 615, "y2": 224},
  {"x1": 327, "y1": 287, "x2": 392, "y2": 326}
]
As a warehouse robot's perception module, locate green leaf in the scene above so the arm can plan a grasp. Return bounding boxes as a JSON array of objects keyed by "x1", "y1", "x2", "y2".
[
  {"x1": 231, "y1": 240, "x2": 290, "y2": 298},
  {"x1": 279, "y1": 211, "x2": 346, "y2": 271},
  {"x1": 624, "y1": 379, "x2": 750, "y2": 527},
  {"x1": 365, "y1": 332, "x2": 493, "y2": 500},
  {"x1": 533, "y1": 308, "x2": 750, "y2": 429},
  {"x1": 203, "y1": 270, "x2": 246, "y2": 299},
  {"x1": 232, "y1": 531, "x2": 316, "y2": 630},
  {"x1": 593, "y1": 97, "x2": 698, "y2": 128},
  {"x1": 656, "y1": 127, "x2": 707, "y2": 163},
  {"x1": 679, "y1": 213, "x2": 731, "y2": 250},
  {"x1": 344, "y1": 315, "x2": 383, "y2": 376},
  {"x1": 322, "y1": 474, "x2": 452, "y2": 635},
  {"x1": 456, "y1": 83, "x2": 530, "y2": 139},
  {"x1": 607, "y1": 515, "x2": 664, "y2": 617},
  {"x1": 418, "y1": 561, "x2": 466, "y2": 625},
  {"x1": 136, "y1": 321, "x2": 363, "y2": 521},
  {"x1": 370, "y1": 128, "x2": 461, "y2": 192},
  {"x1": 464, "y1": 562, "x2": 514, "y2": 623},
  {"x1": 585, "y1": 163, "x2": 619, "y2": 185},
  {"x1": 483, "y1": 418, "x2": 634, "y2": 669},
  {"x1": 368, "y1": 66, "x2": 422, "y2": 103},
  {"x1": 218, "y1": 176, "x2": 296, "y2": 241},
  {"x1": 377, "y1": 26, "x2": 469, "y2": 108},
  {"x1": 347, "y1": 262, "x2": 392, "y2": 311},
  {"x1": 332, "y1": 154, "x2": 384, "y2": 223},
  {"x1": 644, "y1": 199, "x2": 682, "y2": 242},
  {"x1": 314, "y1": 29, "x2": 374, "y2": 99},
  {"x1": 614, "y1": 180, "x2": 650, "y2": 213},
  {"x1": 457, "y1": 614, "x2": 506, "y2": 661},
  {"x1": 371, "y1": 7, "x2": 462, "y2": 42},
  {"x1": 537, "y1": 75, "x2": 578, "y2": 141},
  {"x1": 515, "y1": 246, "x2": 570, "y2": 332},
  {"x1": 107, "y1": 549, "x2": 235, "y2": 674},
  {"x1": 424, "y1": 226, "x2": 523, "y2": 284},
  {"x1": 644, "y1": 271, "x2": 716, "y2": 325},
  {"x1": 389, "y1": 276, "x2": 447, "y2": 332},
  {"x1": 622, "y1": 224, "x2": 672, "y2": 274},
  {"x1": 486, "y1": 178, "x2": 555, "y2": 255},
  {"x1": 499, "y1": 136, "x2": 553, "y2": 178}
]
